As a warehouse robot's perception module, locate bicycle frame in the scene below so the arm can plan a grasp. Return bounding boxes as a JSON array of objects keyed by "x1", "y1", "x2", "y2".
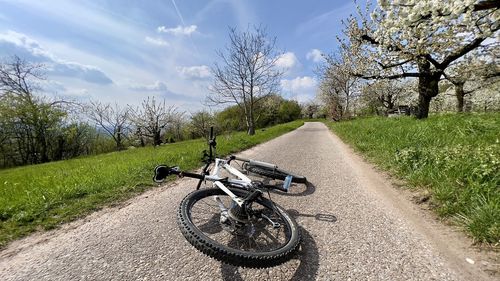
[{"x1": 204, "y1": 157, "x2": 255, "y2": 207}]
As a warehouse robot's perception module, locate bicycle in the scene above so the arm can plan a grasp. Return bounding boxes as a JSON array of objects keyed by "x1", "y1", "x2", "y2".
[{"x1": 153, "y1": 127, "x2": 306, "y2": 268}]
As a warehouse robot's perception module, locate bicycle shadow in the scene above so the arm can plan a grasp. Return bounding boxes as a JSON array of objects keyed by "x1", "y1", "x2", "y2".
[
  {"x1": 287, "y1": 209, "x2": 337, "y2": 223},
  {"x1": 268, "y1": 181, "x2": 316, "y2": 197},
  {"x1": 219, "y1": 209, "x2": 337, "y2": 280}
]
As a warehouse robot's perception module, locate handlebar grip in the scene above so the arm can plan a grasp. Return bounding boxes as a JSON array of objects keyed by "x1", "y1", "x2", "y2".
[
  {"x1": 180, "y1": 171, "x2": 205, "y2": 180},
  {"x1": 210, "y1": 126, "x2": 214, "y2": 140}
]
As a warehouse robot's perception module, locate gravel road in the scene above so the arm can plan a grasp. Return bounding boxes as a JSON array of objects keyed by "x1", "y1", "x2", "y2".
[{"x1": 0, "y1": 122, "x2": 495, "y2": 281}]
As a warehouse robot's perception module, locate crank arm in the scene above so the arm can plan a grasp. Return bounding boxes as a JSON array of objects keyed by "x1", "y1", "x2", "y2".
[{"x1": 214, "y1": 196, "x2": 228, "y2": 212}]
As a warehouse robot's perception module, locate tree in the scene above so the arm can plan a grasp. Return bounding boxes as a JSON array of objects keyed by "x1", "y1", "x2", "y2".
[
  {"x1": 190, "y1": 110, "x2": 214, "y2": 139},
  {"x1": 342, "y1": 0, "x2": 499, "y2": 118},
  {"x1": 215, "y1": 105, "x2": 245, "y2": 133},
  {"x1": 444, "y1": 53, "x2": 499, "y2": 112},
  {"x1": 252, "y1": 94, "x2": 302, "y2": 127},
  {"x1": 87, "y1": 101, "x2": 131, "y2": 150},
  {"x1": 277, "y1": 99, "x2": 302, "y2": 123},
  {"x1": 0, "y1": 56, "x2": 67, "y2": 165},
  {"x1": 361, "y1": 79, "x2": 405, "y2": 115},
  {"x1": 54, "y1": 122, "x2": 98, "y2": 160},
  {"x1": 168, "y1": 112, "x2": 186, "y2": 142},
  {"x1": 318, "y1": 54, "x2": 360, "y2": 120},
  {"x1": 208, "y1": 26, "x2": 283, "y2": 135},
  {"x1": 301, "y1": 101, "x2": 321, "y2": 119},
  {"x1": 130, "y1": 97, "x2": 178, "y2": 146}
]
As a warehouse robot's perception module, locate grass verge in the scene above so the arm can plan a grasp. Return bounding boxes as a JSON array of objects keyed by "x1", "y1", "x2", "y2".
[
  {"x1": 325, "y1": 113, "x2": 499, "y2": 244},
  {"x1": 0, "y1": 120, "x2": 304, "y2": 248}
]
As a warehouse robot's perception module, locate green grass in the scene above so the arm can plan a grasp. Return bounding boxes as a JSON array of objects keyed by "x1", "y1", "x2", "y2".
[
  {"x1": 0, "y1": 120, "x2": 304, "y2": 247},
  {"x1": 325, "y1": 113, "x2": 500, "y2": 244}
]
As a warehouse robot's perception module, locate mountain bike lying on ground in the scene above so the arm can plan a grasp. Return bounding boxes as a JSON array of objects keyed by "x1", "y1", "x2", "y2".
[{"x1": 153, "y1": 127, "x2": 306, "y2": 268}]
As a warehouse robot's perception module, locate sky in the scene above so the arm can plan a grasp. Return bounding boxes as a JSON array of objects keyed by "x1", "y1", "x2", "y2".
[{"x1": 0, "y1": 0, "x2": 361, "y2": 112}]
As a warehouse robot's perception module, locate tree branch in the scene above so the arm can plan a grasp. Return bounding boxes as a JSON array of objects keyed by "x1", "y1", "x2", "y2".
[
  {"x1": 440, "y1": 36, "x2": 488, "y2": 69},
  {"x1": 353, "y1": 72, "x2": 421, "y2": 80}
]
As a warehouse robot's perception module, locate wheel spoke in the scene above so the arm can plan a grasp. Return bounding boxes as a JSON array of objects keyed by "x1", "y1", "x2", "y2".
[{"x1": 186, "y1": 190, "x2": 292, "y2": 254}]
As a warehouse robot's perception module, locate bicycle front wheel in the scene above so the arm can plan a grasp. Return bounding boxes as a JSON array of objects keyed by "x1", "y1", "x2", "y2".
[{"x1": 177, "y1": 188, "x2": 300, "y2": 268}]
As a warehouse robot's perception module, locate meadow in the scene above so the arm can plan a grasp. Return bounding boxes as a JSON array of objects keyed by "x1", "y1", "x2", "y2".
[
  {"x1": 326, "y1": 113, "x2": 499, "y2": 244},
  {"x1": 0, "y1": 120, "x2": 304, "y2": 247}
]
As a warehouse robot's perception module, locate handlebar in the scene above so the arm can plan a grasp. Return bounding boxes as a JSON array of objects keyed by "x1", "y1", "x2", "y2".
[{"x1": 153, "y1": 165, "x2": 205, "y2": 183}]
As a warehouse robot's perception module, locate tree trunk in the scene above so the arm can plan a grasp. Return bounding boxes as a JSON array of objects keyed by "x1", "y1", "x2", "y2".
[
  {"x1": 55, "y1": 135, "x2": 65, "y2": 160},
  {"x1": 455, "y1": 82, "x2": 465, "y2": 112},
  {"x1": 153, "y1": 131, "x2": 161, "y2": 146},
  {"x1": 416, "y1": 94, "x2": 433, "y2": 119},
  {"x1": 247, "y1": 111, "x2": 255, "y2": 135},
  {"x1": 39, "y1": 134, "x2": 49, "y2": 163},
  {"x1": 116, "y1": 128, "x2": 123, "y2": 150},
  {"x1": 416, "y1": 61, "x2": 440, "y2": 119},
  {"x1": 387, "y1": 95, "x2": 395, "y2": 110},
  {"x1": 244, "y1": 103, "x2": 255, "y2": 135}
]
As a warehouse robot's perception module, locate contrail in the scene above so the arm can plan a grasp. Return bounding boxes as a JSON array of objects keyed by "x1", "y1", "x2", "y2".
[
  {"x1": 171, "y1": 0, "x2": 186, "y2": 26},
  {"x1": 170, "y1": 0, "x2": 199, "y2": 54}
]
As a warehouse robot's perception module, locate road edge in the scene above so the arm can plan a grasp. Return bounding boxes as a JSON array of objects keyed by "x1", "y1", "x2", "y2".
[{"x1": 322, "y1": 123, "x2": 498, "y2": 280}]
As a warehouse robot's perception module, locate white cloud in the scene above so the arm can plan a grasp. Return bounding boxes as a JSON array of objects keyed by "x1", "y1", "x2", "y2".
[
  {"x1": 145, "y1": 36, "x2": 169, "y2": 46},
  {"x1": 40, "y1": 80, "x2": 66, "y2": 93},
  {"x1": 281, "y1": 76, "x2": 317, "y2": 92},
  {"x1": 0, "y1": 30, "x2": 113, "y2": 85},
  {"x1": 49, "y1": 62, "x2": 113, "y2": 84},
  {"x1": 0, "y1": 30, "x2": 54, "y2": 61},
  {"x1": 157, "y1": 25, "x2": 197, "y2": 36},
  {"x1": 177, "y1": 65, "x2": 211, "y2": 79},
  {"x1": 127, "y1": 80, "x2": 199, "y2": 102},
  {"x1": 281, "y1": 76, "x2": 318, "y2": 102},
  {"x1": 306, "y1": 49, "x2": 324, "y2": 62},
  {"x1": 128, "y1": 81, "x2": 169, "y2": 91},
  {"x1": 65, "y1": 88, "x2": 90, "y2": 98},
  {"x1": 275, "y1": 52, "x2": 299, "y2": 69}
]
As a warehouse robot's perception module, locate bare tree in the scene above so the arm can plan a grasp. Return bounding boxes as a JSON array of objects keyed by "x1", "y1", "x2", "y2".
[
  {"x1": 130, "y1": 97, "x2": 178, "y2": 146},
  {"x1": 207, "y1": 26, "x2": 283, "y2": 135},
  {"x1": 87, "y1": 101, "x2": 131, "y2": 150},
  {"x1": 0, "y1": 55, "x2": 43, "y2": 97}
]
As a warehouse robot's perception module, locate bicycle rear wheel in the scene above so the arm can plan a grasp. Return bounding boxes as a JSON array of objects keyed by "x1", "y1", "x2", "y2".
[
  {"x1": 177, "y1": 188, "x2": 300, "y2": 268},
  {"x1": 244, "y1": 164, "x2": 307, "y2": 184}
]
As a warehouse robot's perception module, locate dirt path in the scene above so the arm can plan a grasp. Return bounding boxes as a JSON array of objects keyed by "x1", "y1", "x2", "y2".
[{"x1": 0, "y1": 122, "x2": 496, "y2": 280}]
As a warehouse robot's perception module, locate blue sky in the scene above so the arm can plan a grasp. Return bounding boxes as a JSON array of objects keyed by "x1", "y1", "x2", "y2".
[{"x1": 0, "y1": 0, "x2": 360, "y2": 111}]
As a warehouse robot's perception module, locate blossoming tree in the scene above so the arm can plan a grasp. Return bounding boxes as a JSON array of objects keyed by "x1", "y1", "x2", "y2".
[{"x1": 341, "y1": 0, "x2": 499, "y2": 118}]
